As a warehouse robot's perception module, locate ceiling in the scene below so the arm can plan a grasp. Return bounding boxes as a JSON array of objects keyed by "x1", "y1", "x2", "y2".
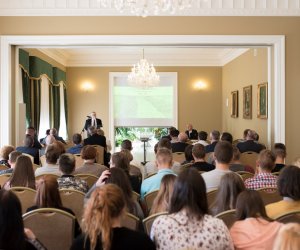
[{"x1": 36, "y1": 47, "x2": 250, "y2": 67}]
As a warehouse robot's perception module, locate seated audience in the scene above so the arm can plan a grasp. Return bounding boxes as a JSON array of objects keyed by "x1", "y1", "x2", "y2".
[
  {"x1": 181, "y1": 144, "x2": 194, "y2": 165},
  {"x1": 83, "y1": 126, "x2": 106, "y2": 148},
  {"x1": 161, "y1": 126, "x2": 176, "y2": 141},
  {"x1": 57, "y1": 153, "x2": 89, "y2": 193},
  {"x1": 120, "y1": 149, "x2": 142, "y2": 179},
  {"x1": 16, "y1": 135, "x2": 39, "y2": 165},
  {"x1": 71, "y1": 184, "x2": 155, "y2": 250},
  {"x1": 0, "y1": 151, "x2": 21, "y2": 175},
  {"x1": 273, "y1": 223, "x2": 300, "y2": 250},
  {"x1": 141, "y1": 148, "x2": 176, "y2": 199},
  {"x1": 193, "y1": 130, "x2": 209, "y2": 146},
  {"x1": 191, "y1": 143, "x2": 215, "y2": 172},
  {"x1": 150, "y1": 174, "x2": 176, "y2": 215},
  {"x1": 26, "y1": 126, "x2": 42, "y2": 150},
  {"x1": 97, "y1": 129, "x2": 112, "y2": 152},
  {"x1": 272, "y1": 143, "x2": 286, "y2": 173},
  {"x1": 39, "y1": 129, "x2": 50, "y2": 144},
  {"x1": 230, "y1": 190, "x2": 282, "y2": 250},
  {"x1": 170, "y1": 129, "x2": 179, "y2": 143},
  {"x1": 236, "y1": 129, "x2": 266, "y2": 153},
  {"x1": 229, "y1": 146, "x2": 255, "y2": 173},
  {"x1": 3, "y1": 155, "x2": 36, "y2": 190},
  {"x1": 202, "y1": 141, "x2": 233, "y2": 192},
  {"x1": 73, "y1": 145, "x2": 107, "y2": 177},
  {"x1": 0, "y1": 189, "x2": 45, "y2": 250},
  {"x1": 221, "y1": 132, "x2": 233, "y2": 144},
  {"x1": 244, "y1": 149, "x2": 277, "y2": 190},
  {"x1": 121, "y1": 139, "x2": 139, "y2": 167},
  {"x1": 50, "y1": 128, "x2": 66, "y2": 144},
  {"x1": 39, "y1": 134, "x2": 56, "y2": 157},
  {"x1": 171, "y1": 132, "x2": 189, "y2": 153},
  {"x1": 205, "y1": 130, "x2": 220, "y2": 153},
  {"x1": 35, "y1": 144, "x2": 61, "y2": 176},
  {"x1": 67, "y1": 133, "x2": 83, "y2": 154},
  {"x1": 0, "y1": 145, "x2": 14, "y2": 167},
  {"x1": 266, "y1": 165, "x2": 300, "y2": 218},
  {"x1": 211, "y1": 172, "x2": 245, "y2": 215},
  {"x1": 151, "y1": 168, "x2": 233, "y2": 250},
  {"x1": 185, "y1": 123, "x2": 198, "y2": 140}
]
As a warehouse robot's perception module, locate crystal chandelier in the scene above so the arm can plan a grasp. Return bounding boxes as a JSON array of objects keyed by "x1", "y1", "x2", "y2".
[
  {"x1": 99, "y1": 0, "x2": 193, "y2": 17},
  {"x1": 128, "y1": 49, "x2": 160, "y2": 88}
]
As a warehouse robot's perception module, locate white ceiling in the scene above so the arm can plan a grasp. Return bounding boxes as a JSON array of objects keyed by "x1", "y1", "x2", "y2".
[
  {"x1": 36, "y1": 47, "x2": 250, "y2": 67},
  {"x1": 0, "y1": 0, "x2": 299, "y2": 16}
]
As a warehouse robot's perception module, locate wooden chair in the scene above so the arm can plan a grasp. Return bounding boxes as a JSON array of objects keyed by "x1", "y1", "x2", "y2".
[
  {"x1": 0, "y1": 173, "x2": 11, "y2": 187},
  {"x1": 275, "y1": 210, "x2": 300, "y2": 224},
  {"x1": 143, "y1": 212, "x2": 168, "y2": 236},
  {"x1": 0, "y1": 164, "x2": 9, "y2": 171},
  {"x1": 240, "y1": 151, "x2": 258, "y2": 171},
  {"x1": 144, "y1": 190, "x2": 159, "y2": 213},
  {"x1": 93, "y1": 145, "x2": 104, "y2": 165},
  {"x1": 132, "y1": 191, "x2": 140, "y2": 203},
  {"x1": 215, "y1": 209, "x2": 236, "y2": 229},
  {"x1": 257, "y1": 188, "x2": 282, "y2": 205},
  {"x1": 172, "y1": 152, "x2": 185, "y2": 163},
  {"x1": 35, "y1": 174, "x2": 60, "y2": 181},
  {"x1": 40, "y1": 155, "x2": 46, "y2": 166},
  {"x1": 60, "y1": 189, "x2": 85, "y2": 223},
  {"x1": 207, "y1": 189, "x2": 218, "y2": 209},
  {"x1": 10, "y1": 187, "x2": 36, "y2": 214},
  {"x1": 75, "y1": 173, "x2": 98, "y2": 188},
  {"x1": 74, "y1": 154, "x2": 84, "y2": 168},
  {"x1": 23, "y1": 208, "x2": 75, "y2": 250},
  {"x1": 32, "y1": 164, "x2": 39, "y2": 172},
  {"x1": 236, "y1": 171, "x2": 254, "y2": 181},
  {"x1": 121, "y1": 213, "x2": 140, "y2": 231}
]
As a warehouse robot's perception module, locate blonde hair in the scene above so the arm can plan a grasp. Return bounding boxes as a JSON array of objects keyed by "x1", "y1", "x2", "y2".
[
  {"x1": 156, "y1": 148, "x2": 173, "y2": 166},
  {"x1": 273, "y1": 223, "x2": 300, "y2": 250},
  {"x1": 82, "y1": 184, "x2": 125, "y2": 250}
]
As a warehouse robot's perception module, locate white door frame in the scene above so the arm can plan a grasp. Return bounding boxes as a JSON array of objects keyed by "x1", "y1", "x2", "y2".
[{"x1": 0, "y1": 35, "x2": 285, "y2": 147}]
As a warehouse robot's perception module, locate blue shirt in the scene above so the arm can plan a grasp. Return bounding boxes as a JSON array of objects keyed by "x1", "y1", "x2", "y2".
[
  {"x1": 67, "y1": 145, "x2": 83, "y2": 154},
  {"x1": 140, "y1": 168, "x2": 176, "y2": 199}
]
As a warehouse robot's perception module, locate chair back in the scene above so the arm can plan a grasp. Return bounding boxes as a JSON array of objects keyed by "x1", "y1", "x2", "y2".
[
  {"x1": 32, "y1": 164, "x2": 39, "y2": 172},
  {"x1": 121, "y1": 213, "x2": 140, "y2": 231},
  {"x1": 207, "y1": 189, "x2": 218, "y2": 209},
  {"x1": 74, "y1": 154, "x2": 84, "y2": 168},
  {"x1": 205, "y1": 152, "x2": 215, "y2": 164},
  {"x1": 40, "y1": 155, "x2": 46, "y2": 166},
  {"x1": 0, "y1": 173, "x2": 11, "y2": 187},
  {"x1": 275, "y1": 210, "x2": 300, "y2": 224},
  {"x1": 23, "y1": 208, "x2": 75, "y2": 250},
  {"x1": 23, "y1": 153, "x2": 34, "y2": 163},
  {"x1": 93, "y1": 145, "x2": 104, "y2": 165},
  {"x1": 257, "y1": 188, "x2": 282, "y2": 205},
  {"x1": 144, "y1": 190, "x2": 159, "y2": 213},
  {"x1": 10, "y1": 187, "x2": 36, "y2": 214},
  {"x1": 59, "y1": 189, "x2": 85, "y2": 223},
  {"x1": 236, "y1": 171, "x2": 254, "y2": 181},
  {"x1": 172, "y1": 152, "x2": 185, "y2": 163},
  {"x1": 215, "y1": 209, "x2": 236, "y2": 229},
  {"x1": 0, "y1": 164, "x2": 9, "y2": 171},
  {"x1": 240, "y1": 151, "x2": 258, "y2": 171},
  {"x1": 75, "y1": 173, "x2": 98, "y2": 188},
  {"x1": 143, "y1": 212, "x2": 168, "y2": 235},
  {"x1": 35, "y1": 174, "x2": 60, "y2": 181},
  {"x1": 132, "y1": 191, "x2": 140, "y2": 203}
]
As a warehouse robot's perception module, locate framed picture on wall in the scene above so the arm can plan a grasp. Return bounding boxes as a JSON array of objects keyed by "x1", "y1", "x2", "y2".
[
  {"x1": 243, "y1": 85, "x2": 252, "y2": 119},
  {"x1": 231, "y1": 90, "x2": 238, "y2": 118},
  {"x1": 257, "y1": 82, "x2": 268, "y2": 119}
]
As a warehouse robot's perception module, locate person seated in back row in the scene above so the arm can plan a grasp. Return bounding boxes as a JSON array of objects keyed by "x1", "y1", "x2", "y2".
[
  {"x1": 16, "y1": 135, "x2": 39, "y2": 165},
  {"x1": 67, "y1": 133, "x2": 83, "y2": 155},
  {"x1": 185, "y1": 123, "x2": 198, "y2": 140},
  {"x1": 191, "y1": 144, "x2": 215, "y2": 172},
  {"x1": 171, "y1": 132, "x2": 189, "y2": 153},
  {"x1": 193, "y1": 131, "x2": 209, "y2": 146},
  {"x1": 272, "y1": 143, "x2": 286, "y2": 173},
  {"x1": 0, "y1": 151, "x2": 21, "y2": 175},
  {"x1": 229, "y1": 146, "x2": 255, "y2": 173},
  {"x1": 50, "y1": 128, "x2": 67, "y2": 145},
  {"x1": 205, "y1": 130, "x2": 220, "y2": 153},
  {"x1": 236, "y1": 129, "x2": 265, "y2": 153}
]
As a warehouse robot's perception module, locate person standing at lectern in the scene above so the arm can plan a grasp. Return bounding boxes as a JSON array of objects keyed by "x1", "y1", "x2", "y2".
[{"x1": 83, "y1": 112, "x2": 103, "y2": 132}]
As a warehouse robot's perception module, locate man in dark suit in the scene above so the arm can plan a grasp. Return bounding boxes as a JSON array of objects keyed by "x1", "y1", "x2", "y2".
[
  {"x1": 83, "y1": 111, "x2": 102, "y2": 132},
  {"x1": 185, "y1": 124, "x2": 198, "y2": 140},
  {"x1": 50, "y1": 128, "x2": 67, "y2": 144},
  {"x1": 83, "y1": 126, "x2": 106, "y2": 149},
  {"x1": 16, "y1": 135, "x2": 39, "y2": 165},
  {"x1": 171, "y1": 132, "x2": 189, "y2": 153},
  {"x1": 205, "y1": 130, "x2": 220, "y2": 153},
  {"x1": 26, "y1": 126, "x2": 42, "y2": 149},
  {"x1": 237, "y1": 129, "x2": 266, "y2": 153}
]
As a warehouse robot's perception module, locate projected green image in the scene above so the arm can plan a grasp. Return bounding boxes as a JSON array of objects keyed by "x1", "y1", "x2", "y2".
[{"x1": 114, "y1": 86, "x2": 173, "y2": 118}]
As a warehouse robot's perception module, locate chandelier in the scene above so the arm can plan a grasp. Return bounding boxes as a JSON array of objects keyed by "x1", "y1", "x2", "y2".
[
  {"x1": 98, "y1": 0, "x2": 193, "y2": 17},
  {"x1": 128, "y1": 49, "x2": 160, "y2": 88}
]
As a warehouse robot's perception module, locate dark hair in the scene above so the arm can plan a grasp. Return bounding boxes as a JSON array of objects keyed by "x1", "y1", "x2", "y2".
[
  {"x1": 111, "y1": 152, "x2": 129, "y2": 173},
  {"x1": 211, "y1": 130, "x2": 220, "y2": 141},
  {"x1": 236, "y1": 190, "x2": 272, "y2": 221},
  {"x1": 46, "y1": 129, "x2": 50, "y2": 135},
  {"x1": 274, "y1": 143, "x2": 287, "y2": 158},
  {"x1": 170, "y1": 129, "x2": 179, "y2": 138},
  {"x1": 81, "y1": 145, "x2": 97, "y2": 160},
  {"x1": 45, "y1": 144, "x2": 61, "y2": 164},
  {"x1": 277, "y1": 165, "x2": 300, "y2": 200},
  {"x1": 169, "y1": 168, "x2": 208, "y2": 219},
  {"x1": 192, "y1": 143, "x2": 206, "y2": 159},
  {"x1": 243, "y1": 129, "x2": 250, "y2": 139},
  {"x1": 213, "y1": 173, "x2": 245, "y2": 215},
  {"x1": 0, "y1": 190, "x2": 27, "y2": 250},
  {"x1": 198, "y1": 131, "x2": 208, "y2": 141},
  {"x1": 59, "y1": 153, "x2": 75, "y2": 175},
  {"x1": 258, "y1": 149, "x2": 276, "y2": 171},
  {"x1": 184, "y1": 144, "x2": 194, "y2": 162},
  {"x1": 8, "y1": 151, "x2": 22, "y2": 163},
  {"x1": 72, "y1": 133, "x2": 82, "y2": 145},
  {"x1": 154, "y1": 143, "x2": 158, "y2": 154},
  {"x1": 221, "y1": 132, "x2": 233, "y2": 144},
  {"x1": 121, "y1": 140, "x2": 133, "y2": 151},
  {"x1": 24, "y1": 135, "x2": 34, "y2": 147},
  {"x1": 214, "y1": 141, "x2": 233, "y2": 164},
  {"x1": 158, "y1": 138, "x2": 172, "y2": 150},
  {"x1": 232, "y1": 146, "x2": 241, "y2": 161}
]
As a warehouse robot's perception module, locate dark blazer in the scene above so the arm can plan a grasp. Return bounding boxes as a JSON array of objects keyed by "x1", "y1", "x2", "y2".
[
  {"x1": 16, "y1": 146, "x2": 40, "y2": 165},
  {"x1": 84, "y1": 118, "x2": 102, "y2": 131},
  {"x1": 54, "y1": 135, "x2": 67, "y2": 144},
  {"x1": 83, "y1": 134, "x2": 106, "y2": 148},
  {"x1": 171, "y1": 142, "x2": 189, "y2": 153},
  {"x1": 191, "y1": 161, "x2": 215, "y2": 172},
  {"x1": 185, "y1": 129, "x2": 198, "y2": 140},
  {"x1": 205, "y1": 141, "x2": 218, "y2": 153},
  {"x1": 236, "y1": 140, "x2": 266, "y2": 153}
]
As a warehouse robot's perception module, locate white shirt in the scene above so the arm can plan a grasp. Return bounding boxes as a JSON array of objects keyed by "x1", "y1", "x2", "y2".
[
  {"x1": 193, "y1": 139, "x2": 209, "y2": 146},
  {"x1": 202, "y1": 168, "x2": 231, "y2": 192}
]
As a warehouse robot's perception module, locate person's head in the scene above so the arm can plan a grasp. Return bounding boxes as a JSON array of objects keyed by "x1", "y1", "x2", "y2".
[
  {"x1": 198, "y1": 131, "x2": 208, "y2": 141},
  {"x1": 210, "y1": 130, "x2": 220, "y2": 142},
  {"x1": 253, "y1": 132, "x2": 259, "y2": 141},
  {"x1": 121, "y1": 139, "x2": 133, "y2": 151},
  {"x1": 273, "y1": 143, "x2": 287, "y2": 161},
  {"x1": 52, "y1": 141, "x2": 66, "y2": 155},
  {"x1": 59, "y1": 153, "x2": 75, "y2": 175},
  {"x1": 184, "y1": 144, "x2": 194, "y2": 162},
  {"x1": 192, "y1": 143, "x2": 206, "y2": 160},
  {"x1": 170, "y1": 168, "x2": 208, "y2": 219},
  {"x1": 214, "y1": 141, "x2": 233, "y2": 165},
  {"x1": 120, "y1": 149, "x2": 133, "y2": 162},
  {"x1": 0, "y1": 145, "x2": 14, "y2": 160},
  {"x1": 246, "y1": 129, "x2": 256, "y2": 140},
  {"x1": 178, "y1": 132, "x2": 188, "y2": 143},
  {"x1": 277, "y1": 165, "x2": 300, "y2": 201},
  {"x1": 158, "y1": 138, "x2": 172, "y2": 150},
  {"x1": 88, "y1": 126, "x2": 97, "y2": 135},
  {"x1": 91, "y1": 111, "x2": 96, "y2": 118},
  {"x1": 170, "y1": 129, "x2": 179, "y2": 139},
  {"x1": 26, "y1": 126, "x2": 36, "y2": 137},
  {"x1": 214, "y1": 173, "x2": 246, "y2": 214},
  {"x1": 24, "y1": 134, "x2": 34, "y2": 147},
  {"x1": 232, "y1": 145, "x2": 241, "y2": 162},
  {"x1": 187, "y1": 124, "x2": 193, "y2": 131},
  {"x1": 0, "y1": 190, "x2": 27, "y2": 250},
  {"x1": 168, "y1": 127, "x2": 176, "y2": 135},
  {"x1": 97, "y1": 129, "x2": 105, "y2": 136},
  {"x1": 72, "y1": 133, "x2": 82, "y2": 145},
  {"x1": 111, "y1": 152, "x2": 129, "y2": 172},
  {"x1": 243, "y1": 129, "x2": 250, "y2": 140},
  {"x1": 8, "y1": 151, "x2": 22, "y2": 168},
  {"x1": 156, "y1": 148, "x2": 173, "y2": 169},
  {"x1": 257, "y1": 149, "x2": 276, "y2": 172},
  {"x1": 81, "y1": 145, "x2": 97, "y2": 161},
  {"x1": 9, "y1": 155, "x2": 35, "y2": 189},
  {"x1": 45, "y1": 129, "x2": 50, "y2": 136},
  {"x1": 45, "y1": 135, "x2": 56, "y2": 145},
  {"x1": 235, "y1": 190, "x2": 271, "y2": 221},
  {"x1": 82, "y1": 184, "x2": 125, "y2": 250},
  {"x1": 45, "y1": 144, "x2": 60, "y2": 164},
  {"x1": 150, "y1": 174, "x2": 177, "y2": 215},
  {"x1": 273, "y1": 223, "x2": 300, "y2": 250},
  {"x1": 221, "y1": 132, "x2": 233, "y2": 144},
  {"x1": 35, "y1": 175, "x2": 63, "y2": 208},
  {"x1": 50, "y1": 128, "x2": 57, "y2": 136}
]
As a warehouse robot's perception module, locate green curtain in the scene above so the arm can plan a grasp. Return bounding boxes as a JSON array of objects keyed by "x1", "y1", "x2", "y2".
[
  {"x1": 64, "y1": 86, "x2": 68, "y2": 133},
  {"x1": 30, "y1": 79, "x2": 41, "y2": 132},
  {"x1": 29, "y1": 56, "x2": 53, "y2": 82},
  {"x1": 21, "y1": 68, "x2": 31, "y2": 127},
  {"x1": 51, "y1": 85, "x2": 60, "y2": 130}
]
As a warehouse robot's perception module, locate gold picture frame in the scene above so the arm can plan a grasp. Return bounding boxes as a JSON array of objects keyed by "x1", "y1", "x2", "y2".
[
  {"x1": 257, "y1": 82, "x2": 268, "y2": 119},
  {"x1": 243, "y1": 85, "x2": 252, "y2": 119},
  {"x1": 231, "y1": 90, "x2": 238, "y2": 118}
]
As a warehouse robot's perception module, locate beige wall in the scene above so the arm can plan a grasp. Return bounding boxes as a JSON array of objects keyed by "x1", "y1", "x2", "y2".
[
  {"x1": 222, "y1": 48, "x2": 268, "y2": 145},
  {"x1": 1, "y1": 16, "x2": 300, "y2": 162},
  {"x1": 67, "y1": 66, "x2": 222, "y2": 137}
]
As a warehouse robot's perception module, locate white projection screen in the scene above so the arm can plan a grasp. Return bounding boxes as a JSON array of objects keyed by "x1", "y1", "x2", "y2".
[{"x1": 109, "y1": 72, "x2": 178, "y2": 129}]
